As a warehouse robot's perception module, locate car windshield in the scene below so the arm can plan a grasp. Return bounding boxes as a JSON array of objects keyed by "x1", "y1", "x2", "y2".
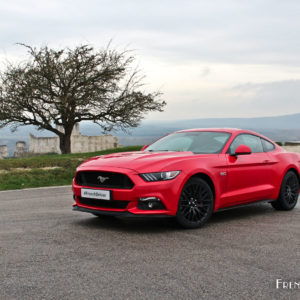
[{"x1": 146, "y1": 131, "x2": 231, "y2": 154}]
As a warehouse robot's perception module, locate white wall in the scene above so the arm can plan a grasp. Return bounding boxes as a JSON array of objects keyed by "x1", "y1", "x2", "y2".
[
  {"x1": 283, "y1": 145, "x2": 300, "y2": 153},
  {"x1": 29, "y1": 131, "x2": 120, "y2": 154},
  {"x1": 29, "y1": 134, "x2": 60, "y2": 154},
  {"x1": 0, "y1": 145, "x2": 8, "y2": 159}
]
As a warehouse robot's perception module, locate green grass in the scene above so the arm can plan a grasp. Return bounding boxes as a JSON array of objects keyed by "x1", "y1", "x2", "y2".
[{"x1": 0, "y1": 146, "x2": 142, "y2": 191}]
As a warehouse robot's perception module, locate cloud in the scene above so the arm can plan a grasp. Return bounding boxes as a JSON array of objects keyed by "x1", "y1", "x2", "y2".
[
  {"x1": 1, "y1": 0, "x2": 300, "y2": 121},
  {"x1": 230, "y1": 80, "x2": 300, "y2": 112},
  {"x1": 200, "y1": 67, "x2": 210, "y2": 77},
  {"x1": 146, "y1": 80, "x2": 300, "y2": 120},
  {"x1": 1, "y1": 0, "x2": 300, "y2": 65}
]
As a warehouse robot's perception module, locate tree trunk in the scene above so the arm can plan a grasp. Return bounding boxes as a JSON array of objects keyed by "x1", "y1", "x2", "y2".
[{"x1": 59, "y1": 133, "x2": 72, "y2": 154}]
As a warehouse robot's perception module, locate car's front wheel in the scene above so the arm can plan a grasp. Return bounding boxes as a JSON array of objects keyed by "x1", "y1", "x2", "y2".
[
  {"x1": 176, "y1": 177, "x2": 214, "y2": 229},
  {"x1": 271, "y1": 171, "x2": 299, "y2": 211}
]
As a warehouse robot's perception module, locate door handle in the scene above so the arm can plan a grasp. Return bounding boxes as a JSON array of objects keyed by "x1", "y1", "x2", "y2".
[{"x1": 263, "y1": 159, "x2": 270, "y2": 163}]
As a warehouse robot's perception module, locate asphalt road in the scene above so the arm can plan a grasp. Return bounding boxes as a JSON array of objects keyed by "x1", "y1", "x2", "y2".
[{"x1": 0, "y1": 186, "x2": 299, "y2": 300}]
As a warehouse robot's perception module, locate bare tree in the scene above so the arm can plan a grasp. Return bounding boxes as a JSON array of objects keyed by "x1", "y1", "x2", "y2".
[{"x1": 0, "y1": 44, "x2": 165, "y2": 153}]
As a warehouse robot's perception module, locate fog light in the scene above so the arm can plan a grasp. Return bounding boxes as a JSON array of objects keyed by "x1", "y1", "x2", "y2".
[{"x1": 138, "y1": 197, "x2": 166, "y2": 210}]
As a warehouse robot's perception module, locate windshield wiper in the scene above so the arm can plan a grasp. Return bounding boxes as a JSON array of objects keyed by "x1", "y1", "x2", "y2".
[{"x1": 147, "y1": 149, "x2": 172, "y2": 152}]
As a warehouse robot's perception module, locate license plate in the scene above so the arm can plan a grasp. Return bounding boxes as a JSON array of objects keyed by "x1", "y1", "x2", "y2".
[{"x1": 81, "y1": 188, "x2": 111, "y2": 200}]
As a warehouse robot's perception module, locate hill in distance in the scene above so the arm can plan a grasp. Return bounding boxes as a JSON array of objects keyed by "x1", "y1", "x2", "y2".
[{"x1": 1, "y1": 113, "x2": 300, "y2": 155}]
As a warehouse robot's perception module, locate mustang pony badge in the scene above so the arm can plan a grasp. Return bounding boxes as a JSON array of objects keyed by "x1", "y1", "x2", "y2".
[{"x1": 97, "y1": 176, "x2": 109, "y2": 183}]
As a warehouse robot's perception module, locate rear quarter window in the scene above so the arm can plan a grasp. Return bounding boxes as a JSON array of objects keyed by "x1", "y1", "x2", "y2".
[{"x1": 261, "y1": 138, "x2": 275, "y2": 152}]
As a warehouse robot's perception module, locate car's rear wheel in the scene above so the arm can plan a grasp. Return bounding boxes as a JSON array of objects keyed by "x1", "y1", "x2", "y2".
[
  {"x1": 176, "y1": 177, "x2": 214, "y2": 229},
  {"x1": 271, "y1": 171, "x2": 299, "y2": 210}
]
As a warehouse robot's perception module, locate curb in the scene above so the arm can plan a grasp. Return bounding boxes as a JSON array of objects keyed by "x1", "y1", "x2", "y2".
[{"x1": 0, "y1": 185, "x2": 72, "y2": 193}]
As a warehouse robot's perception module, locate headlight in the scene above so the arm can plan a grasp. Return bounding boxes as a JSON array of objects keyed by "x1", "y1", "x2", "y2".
[{"x1": 139, "y1": 171, "x2": 181, "y2": 182}]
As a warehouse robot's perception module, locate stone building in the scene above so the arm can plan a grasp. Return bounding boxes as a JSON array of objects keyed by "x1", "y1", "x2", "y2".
[
  {"x1": 283, "y1": 141, "x2": 300, "y2": 153},
  {"x1": 0, "y1": 145, "x2": 9, "y2": 159},
  {"x1": 29, "y1": 124, "x2": 120, "y2": 154},
  {"x1": 14, "y1": 141, "x2": 28, "y2": 157}
]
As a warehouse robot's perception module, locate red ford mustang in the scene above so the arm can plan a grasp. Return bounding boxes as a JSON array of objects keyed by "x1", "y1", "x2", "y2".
[{"x1": 72, "y1": 128, "x2": 300, "y2": 228}]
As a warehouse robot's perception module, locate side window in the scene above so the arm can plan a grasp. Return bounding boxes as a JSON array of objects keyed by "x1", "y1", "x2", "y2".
[
  {"x1": 229, "y1": 135, "x2": 245, "y2": 154},
  {"x1": 229, "y1": 134, "x2": 264, "y2": 153},
  {"x1": 261, "y1": 138, "x2": 275, "y2": 152}
]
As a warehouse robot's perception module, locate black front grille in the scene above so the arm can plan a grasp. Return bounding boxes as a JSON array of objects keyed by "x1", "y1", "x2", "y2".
[
  {"x1": 76, "y1": 171, "x2": 134, "y2": 189},
  {"x1": 78, "y1": 197, "x2": 129, "y2": 209}
]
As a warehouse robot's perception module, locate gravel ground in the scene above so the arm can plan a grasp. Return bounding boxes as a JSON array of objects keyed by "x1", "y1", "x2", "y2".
[{"x1": 0, "y1": 186, "x2": 299, "y2": 300}]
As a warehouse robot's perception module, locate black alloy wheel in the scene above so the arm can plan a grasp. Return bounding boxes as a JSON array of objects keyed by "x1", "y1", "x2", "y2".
[
  {"x1": 271, "y1": 171, "x2": 299, "y2": 210},
  {"x1": 176, "y1": 177, "x2": 214, "y2": 228}
]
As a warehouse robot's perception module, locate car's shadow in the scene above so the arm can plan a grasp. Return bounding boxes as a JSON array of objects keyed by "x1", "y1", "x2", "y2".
[
  {"x1": 73, "y1": 203, "x2": 279, "y2": 233},
  {"x1": 73, "y1": 214, "x2": 178, "y2": 233}
]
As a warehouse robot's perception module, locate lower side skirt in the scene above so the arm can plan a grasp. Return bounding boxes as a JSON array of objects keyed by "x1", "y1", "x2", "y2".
[{"x1": 215, "y1": 199, "x2": 275, "y2": 212}]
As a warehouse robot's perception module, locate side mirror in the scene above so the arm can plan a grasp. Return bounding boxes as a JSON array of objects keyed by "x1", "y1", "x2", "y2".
[
  {"x1": 141, "y1": 145, "x2": 149, "y2": 151},
  {"x1": 233, "y1": 144, "x2": 252, "y2": 156}
]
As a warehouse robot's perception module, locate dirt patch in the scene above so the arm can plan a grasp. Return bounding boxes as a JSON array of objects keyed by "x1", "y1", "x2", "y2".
[{"x1": 0, "y1": 166, "x2": 62, "y2": 173}]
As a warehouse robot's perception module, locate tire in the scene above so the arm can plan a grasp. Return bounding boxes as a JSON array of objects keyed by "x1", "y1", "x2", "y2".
[
  {"x1": 271, "y1": 171, "x2": 299, "y2": 211},
  {"x1": 176, "y1": 177, "x2": 214, "y2": 229}
]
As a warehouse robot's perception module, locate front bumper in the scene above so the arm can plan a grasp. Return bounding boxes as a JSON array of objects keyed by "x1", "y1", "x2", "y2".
[
  {"x1": 72, "y1": 205, "x2": 173, "y2": 218},
  {"x1": 72, "y1": 167, "x2": 183, "y2": 216}
]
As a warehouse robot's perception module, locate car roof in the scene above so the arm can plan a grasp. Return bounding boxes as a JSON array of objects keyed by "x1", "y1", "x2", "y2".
[
  {"x1": 175, "y1": 128, "x2": 275, "y2": 143},
  {"x1": 176, "y1": 128, "x2": 251, "y2": 134}
]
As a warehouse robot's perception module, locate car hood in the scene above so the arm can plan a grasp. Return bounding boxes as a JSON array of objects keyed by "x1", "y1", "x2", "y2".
[{"x1": 78, "y1": 151, "x2": 197, "y2": 173}]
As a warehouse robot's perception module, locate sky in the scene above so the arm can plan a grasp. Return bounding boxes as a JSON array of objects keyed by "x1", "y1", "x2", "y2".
[{"x1": 1, "y1": 0, "x2": 300, "y2": 121}]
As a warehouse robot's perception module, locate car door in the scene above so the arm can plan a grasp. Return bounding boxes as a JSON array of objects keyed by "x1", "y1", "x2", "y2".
[{"x1": 223, "y1": 134, "x2": 276, "y2": 206}]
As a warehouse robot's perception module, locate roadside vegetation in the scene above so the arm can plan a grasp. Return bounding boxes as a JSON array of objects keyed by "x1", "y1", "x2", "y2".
[{"x1": 0, "y1": 146, "x2": 141, "y2": 191}]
